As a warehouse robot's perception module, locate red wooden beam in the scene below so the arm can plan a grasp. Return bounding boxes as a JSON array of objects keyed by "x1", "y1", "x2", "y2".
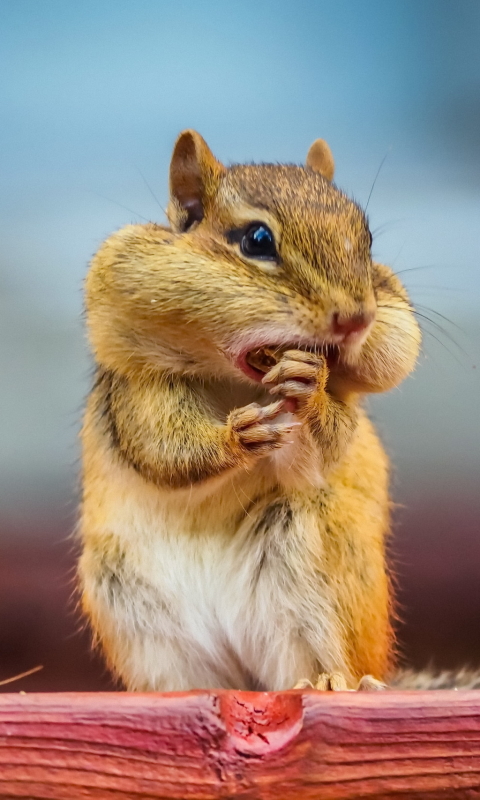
[{"x1": 0, "y1": 690, "x2": 479, "y2": 798}]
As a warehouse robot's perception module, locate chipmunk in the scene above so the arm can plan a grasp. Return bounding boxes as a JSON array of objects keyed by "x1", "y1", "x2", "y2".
[{"x1": 79, "y1": 130, "x2": 423, "y2": 693}]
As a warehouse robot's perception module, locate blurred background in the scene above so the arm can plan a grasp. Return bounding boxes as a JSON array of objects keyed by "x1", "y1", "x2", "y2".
[{"x1": 0, "y1": 0, "x2": 479, "y2": 691}]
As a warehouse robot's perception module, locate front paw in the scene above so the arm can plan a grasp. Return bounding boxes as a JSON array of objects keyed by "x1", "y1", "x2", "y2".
[
  {"x1": 262, "y1": 350, "x2": 328, "y2": 416},
  {"x1": 226, "y1": 400, "x2": 300, "y2": 460}
]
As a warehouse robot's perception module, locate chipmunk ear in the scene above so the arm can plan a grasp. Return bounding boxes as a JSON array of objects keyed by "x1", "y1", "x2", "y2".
[
  {"x1": 168, "y1": 130, "x2": 226, "y2": 231},
  {"x1": 306, "y1": 138, "x2": 335, "y2": 181}
]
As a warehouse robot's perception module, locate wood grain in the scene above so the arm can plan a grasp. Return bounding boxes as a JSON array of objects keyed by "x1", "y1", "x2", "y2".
[{"x1": 0, "y1": 690, "x2": 479, "y2": 799}]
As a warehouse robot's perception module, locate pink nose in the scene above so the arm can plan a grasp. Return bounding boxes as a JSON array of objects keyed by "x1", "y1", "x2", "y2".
[{"x1": 332, "y1": 311, "x2": 374, "y2": 340}]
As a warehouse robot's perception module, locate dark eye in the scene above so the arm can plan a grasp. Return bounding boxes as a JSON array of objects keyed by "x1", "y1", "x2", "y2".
[{"x1": 241, "y1": 223, "x2": 277, "y2": 260}]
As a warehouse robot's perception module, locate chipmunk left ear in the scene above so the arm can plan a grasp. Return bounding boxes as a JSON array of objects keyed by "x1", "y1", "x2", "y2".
[
  {"x1": 306, "y1": 139, "x2": 335, "y2": 181},
  {"x1": 168, "y1": 130, "x2": 226, "y2": 231}
]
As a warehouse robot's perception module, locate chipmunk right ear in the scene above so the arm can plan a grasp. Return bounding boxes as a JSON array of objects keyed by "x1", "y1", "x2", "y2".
[
  {"x1": 306, "y1": 139, "x2": 335, "y2": 181},
  {"x1": 168, "y1": 130, "x2": 226, "y2": 231}
]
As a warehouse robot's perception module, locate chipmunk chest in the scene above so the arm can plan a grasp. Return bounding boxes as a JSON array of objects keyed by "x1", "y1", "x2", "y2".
[{"x1": 138, "y1": 495, "x2": 301, "y2": 631}]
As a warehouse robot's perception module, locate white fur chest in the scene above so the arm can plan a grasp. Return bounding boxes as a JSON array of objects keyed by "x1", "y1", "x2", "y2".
[
  {"x1": 83, "y1": 457, "x2": 344, "y2": 691},
  {"x1": 130, "y1": 492, "x2": 310, "y2": 689}
]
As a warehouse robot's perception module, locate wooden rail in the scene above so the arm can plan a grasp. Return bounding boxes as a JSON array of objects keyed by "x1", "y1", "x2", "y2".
[{"x1": 0, "y1": 690, "x2": 479, "y2": 798}]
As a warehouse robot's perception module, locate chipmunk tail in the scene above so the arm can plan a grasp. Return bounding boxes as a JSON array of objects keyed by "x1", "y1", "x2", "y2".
[{"x1": 392, "y1": 668, "x2": 480, "y2": 690}]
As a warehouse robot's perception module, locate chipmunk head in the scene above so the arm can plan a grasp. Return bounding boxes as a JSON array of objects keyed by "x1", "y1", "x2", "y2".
[{"x1": 86, "y1": 130, "x2": 421, "y2": 393}]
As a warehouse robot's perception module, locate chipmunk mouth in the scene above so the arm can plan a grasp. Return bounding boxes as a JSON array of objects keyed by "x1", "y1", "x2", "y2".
[{"x1": 236, "y1": 342, "x2": 340, "y2": 383}]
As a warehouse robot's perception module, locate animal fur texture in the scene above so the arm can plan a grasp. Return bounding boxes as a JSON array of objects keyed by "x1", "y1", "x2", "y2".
[{"x1": 79, "y1": 131, "x2": 423, "y2": 691}]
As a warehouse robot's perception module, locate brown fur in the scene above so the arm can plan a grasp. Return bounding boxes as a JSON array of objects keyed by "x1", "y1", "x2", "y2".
[{"x1": 79, "y1": 131, "x2": 421, "y2": 691}]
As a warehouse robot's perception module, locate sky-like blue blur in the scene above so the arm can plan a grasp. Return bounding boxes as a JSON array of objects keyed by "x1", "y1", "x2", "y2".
[{"x1": 0, "y1": 0, "x2": 479, "y2": 521}]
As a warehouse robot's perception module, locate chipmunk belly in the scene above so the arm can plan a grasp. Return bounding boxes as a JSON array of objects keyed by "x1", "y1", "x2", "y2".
[{"x1": 80, "y1": 448, "x2": 347, "y2": 691}]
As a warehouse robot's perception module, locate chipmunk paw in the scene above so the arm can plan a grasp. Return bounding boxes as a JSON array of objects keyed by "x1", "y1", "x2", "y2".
[
  {"x1": 356, "y1": 674, "x2": 388, "y2": 691},
  {"x1": 293, "y1": 672, "x2": 349, "y2": 691},
  {"x1": 227, "y1": 400, "x2": 300, "y2": 457},
  {"x1": 262, "y1": 349, "x2": 328, "y2": 414},
  {"x1": 293, "y1": 672, "x2": 388, "y2": 691}
]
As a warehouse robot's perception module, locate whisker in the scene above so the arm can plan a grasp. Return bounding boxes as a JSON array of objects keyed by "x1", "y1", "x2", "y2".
[
  {"x1": 417, "y1": 328, "x2": 464, "y2": 364},
  {"x1": 414, "y1": 303, "x2": 464, "y2": 333},
  {"x1": 89, "y1": 191, "x2": 151, "y2": 223},
  {"x1": 410, "y1": 309, "x2": 465, "y2": 354},
  {"x1": 374, "y1": 317, "x2": 458, "y2": 363},
  {"x1": 135, "y1": 166, "x2": 167, "y2": 217},
  {"x1": 365, "y1": 150, "x2": 390, "y2": 212},
  {"x1": 373, "y1": 318, "x2": 422, "y2": 344},
  {"x1": 415, "y1": 318, "x2": 464, "y2": 356},
  {"x1": 230, "y1": 479, "x2": 253, "y2": 520},
  {"x1": 371, "y1": 219, "x2": 406, "y2": 238},
  {"x1": 378, "y1": 305, "x2": 466, "y2": 363},
  {"x1": 379, "y1": 302, "x2": 464, "y2": 349},
  {"x1": 391, "y1": 241, "x2": 407, "y2": 268},
  {"x1": 394, "y1": 264, "x2": 437, "y2": 276}
]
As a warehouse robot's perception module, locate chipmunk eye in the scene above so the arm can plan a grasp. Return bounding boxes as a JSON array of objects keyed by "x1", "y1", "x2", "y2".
[{"x1": 241, "y1": 223, "x2": 277, "y2": 260}]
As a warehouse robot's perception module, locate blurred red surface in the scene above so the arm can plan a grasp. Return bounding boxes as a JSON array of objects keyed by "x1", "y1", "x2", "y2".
[{"x1": 0, "y1": 517, "x2": 115, "y2": 692}]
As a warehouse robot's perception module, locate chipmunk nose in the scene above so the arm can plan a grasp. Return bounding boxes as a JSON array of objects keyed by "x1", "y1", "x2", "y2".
[{"x1": 331, "y1": 310, "x2": 375, "y2": 341}]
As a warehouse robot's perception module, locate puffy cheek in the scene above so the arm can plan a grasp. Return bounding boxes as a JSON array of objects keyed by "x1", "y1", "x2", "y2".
[{"x1": 337, "y1": 305, "x2": 421, "y2": 393}]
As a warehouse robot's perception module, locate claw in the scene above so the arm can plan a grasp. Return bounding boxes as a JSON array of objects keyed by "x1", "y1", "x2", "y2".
[
  {"x1": 357, "y1": 674, "x2": 388, "y2": 691},
  {"x1": 315, "y1": 672, "x2": 349, "y2": 691},
  {"x1": 292, "y1": 672, "x2": 385, "y2": 692},
  {"x1": 229, "y1": 399, "x2": 300, "y2": 454}
]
